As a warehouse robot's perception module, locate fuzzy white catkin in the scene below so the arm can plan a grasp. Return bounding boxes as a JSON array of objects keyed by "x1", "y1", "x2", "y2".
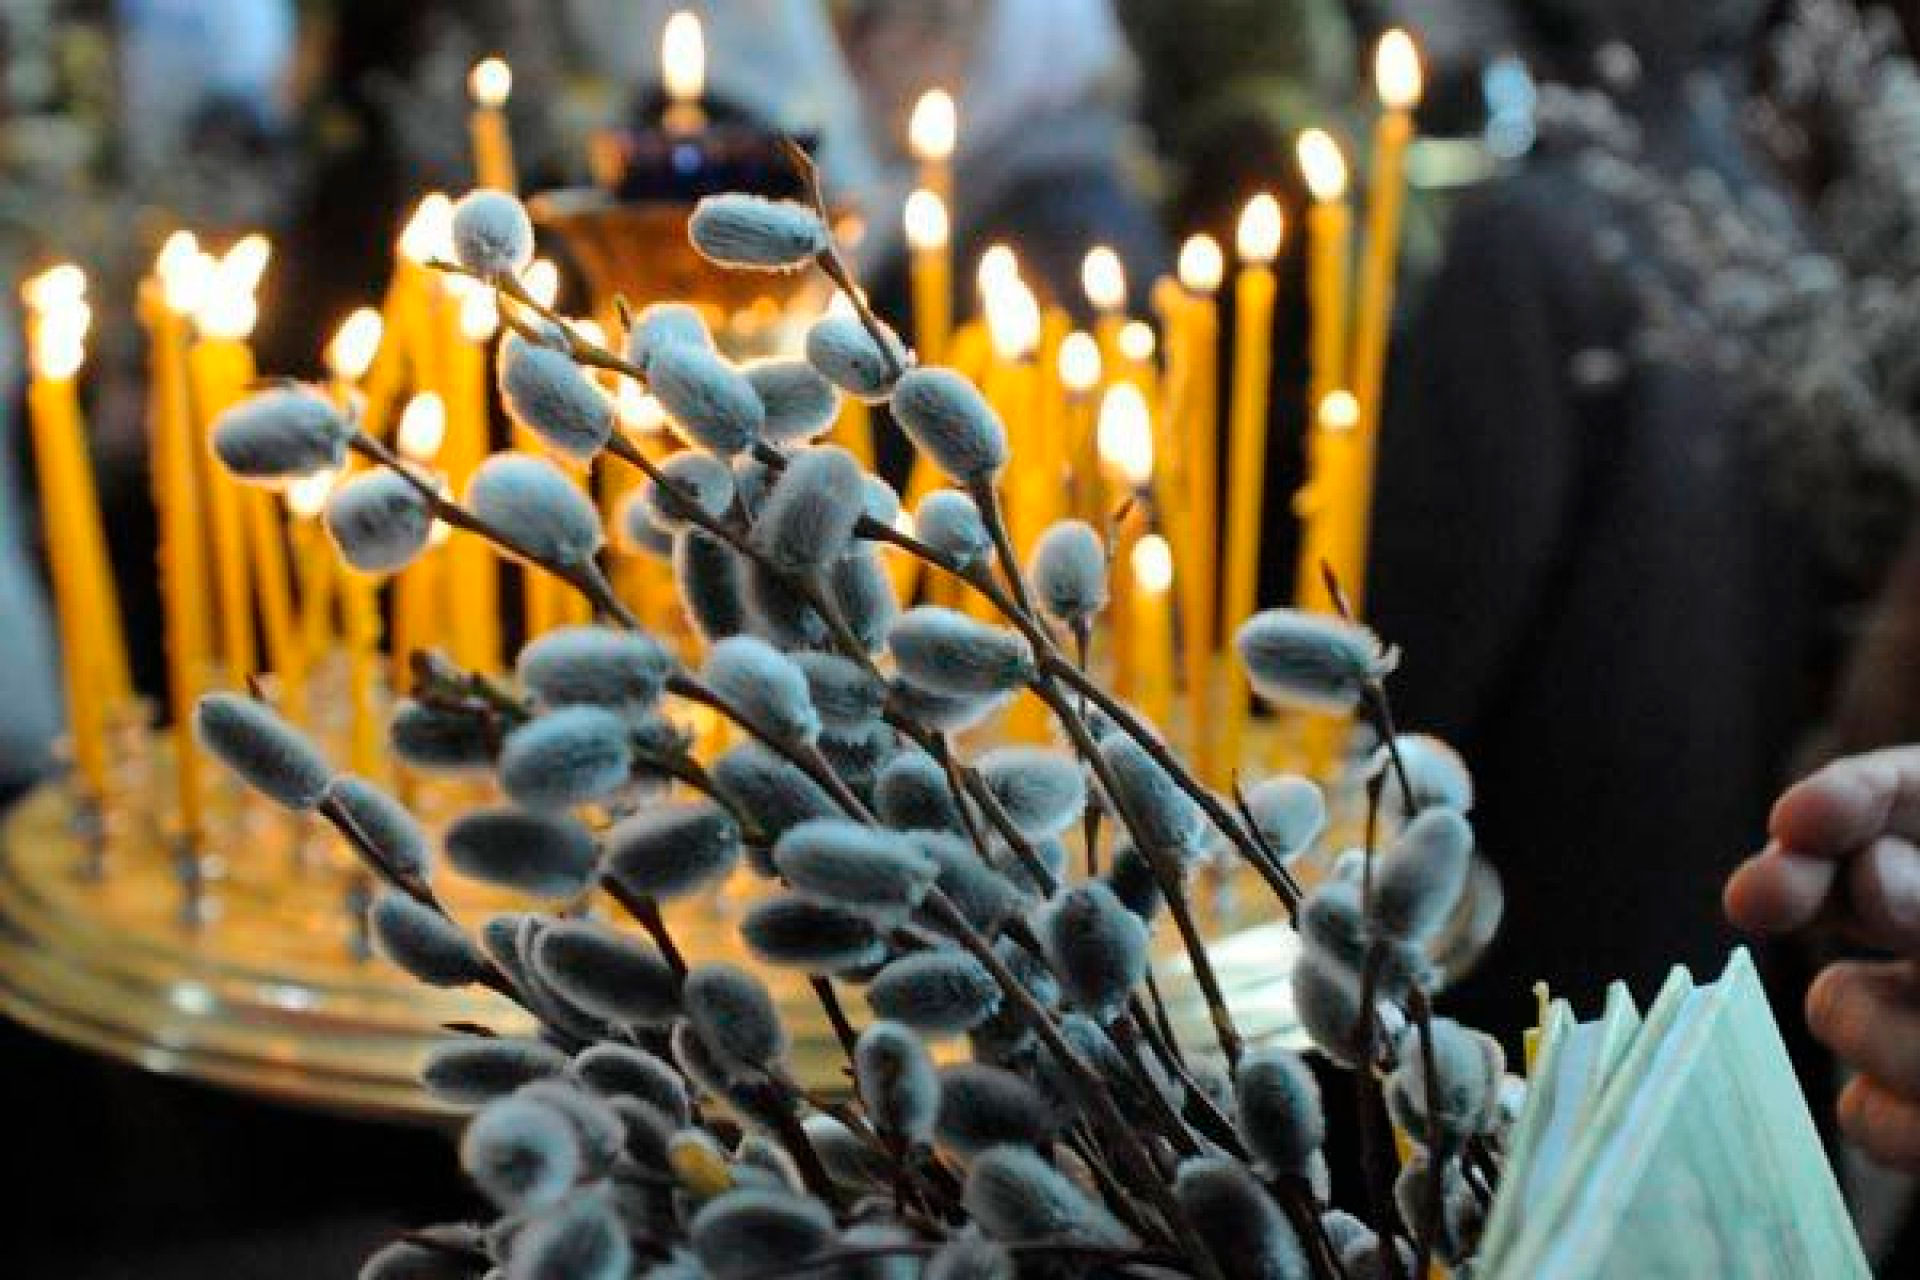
[
  {"x1": 750, "y1": 444, "x2": 866, "y2": 572},
  {"x1": 1292, "y1": 948, "x2": 1369, "y2": 1068},
  {"x1": 674, "y1": 528, "x2": 749, "y2": 644},
  {"x1": 875, "y1": 750, "x2": 965, "y2": 832},
  {"x1": 388, "y1": 698, "x2": 495, "y2": 773},
  {"x1": 701, "y1": 635, "x2": 821, "y2": 747},
  {"x1": 683, "y1": 963, "x2": 789, "y2": 1075},
  {"x1": 497, "y1": 333, "x2": 614, "y2": 461},
  {"x1": 740, "y1": 893, "x2": 886, "y2": 973},
  {"x1": 912, "y1": 830, "x2": 1024, "y2": 935},
  {"x1": 804, "y1": 313, "x2": 907, "y2": 403},
  {"x1": 460, "y1": 1094, "x2": 581, "y2": 1211},
  {"x1": 530, "y1": 920, "x2": 681, "y2": 1027},
  {"x1": 649, "y1": 343, "x2": 766, "y2": 456},
  {"x1": 422, "y1": 1036, "x2": 570, "y2": 1106},
  {"x1": 1372, "y1": 807, "x2": 1474, "y2": 944},
  {"x1": 1040, "y1": 881, "x2": 1149, "y2": 1020},
  {"x1": 828, "y1": 546, "x2": 898, "y2": 654},
  {"x1": 915, "y1": 490, "x2": 992, "y2": 569},
  {"x1": 793, "y1": 652, "x2": 887, "y2": 731},
  {"x1": 1377, "y1": 732, "x2": 1475, "y2": 814},
  {"x1": 888, "y1": 680, "x2": 1013, "y2": 735},
  {"x1": 1386, "y1": 1018, "x2": 1505, "y2": 1149},
  {"x1": 450, "y1": 189, "x2": 535, "y2": 277},
  {"x1": 854, "y1": 1020, "x2": 940, "y2": 1145},
  {"x1": 516, "y1": 625, "x2": 674, "y2": 713},
  {"x1": 443, "y1": 807, "x2": 599, "y2": 898},
  {"x1": 743, "y1": 555, "x2": 825, "y2": 648},
  {"x1": 465, "y1": 452, "x2": 604, "y2": 567},
  {"x1": 325, "y1": 775, "x2": 431, "y2": 882},
  {"x1": 624, "y1": 301, "x2": 714, "y2": 373},
  {"x1": 1028, "y1": 520, "x2": 1110, "y2": 626},
  {"x1": 1235, "y1": 1045, "x2": 1326, "y2": 1175},
  {"x1": 710, "y1": 742, "x2": 840, "y2": 845},
  {"x1": 744, "y1": 359, "x2": 841, "y2": 441},
  {"x1": 866, "y1": 949, "x2": 1002, "y2": 1035},
  {"x1": 1175, "y1": 1156, "x2": 1311, "y2": 1280},
  {"x1": 619, "y1": 491, "x2": 676, "y2": 558},
  {"x1": 688, "y1": 194, "x2": 829, "y2": 271},
  {"x1": 643, "y1": 451, "x2": 737, "y2": 533},
  {"x1": 774, "y1": 820, "x2": 938, "y2": 918},
  {"x1": 1235, "y1": 609, "x2": 1397, "y2": 712},
  {"x1": 890, "y1": 368, "x2": 1011, "y2": 482},
  {"x1": 688, "y1": 1189, "x2": 835, "y2": 1280},
  {"x1": 1245, "y1": 775, "x2": 1329, "y2": 860},
  {"x1": 193, "y1": 692, "x2": 334, "y2": 811},
  {"x1": 963, "y1": 1146, "x2": 1135, "y2": 1247},
  {"x1": 1097, "y1": 732, "x2": 1208, "y2": 857},
  {"x1": 888, "y1": 607, "x2": 1034, "y2": 698},
  {"x1": 976, "y1": 746, "x2": 1088, "y2": 840},
  {"x1": 368, "y1": 890, "x2": 488, "y2": 986},
  {"x1": 604, "y1": 800, "x2": 742, "y2": 901},
  {"x1": 927, "y1": 1233, "x2": 1015, "y2": 1280},
  {"x1": 323, "y1": 469, "x2": 433, "y2": 573},
  {"x1": 496, "y1": 705, "x2": 633, "y2": 811},
  {"x1": 934, "y1": 1063, "x2": 1057, "y2": 1156},
  {"x1": 572, "y1": 1042, "x2": 689, "y2": 1120},
  {"x1": 210, "y1": 387, "x2": 351, "y2": 482}
]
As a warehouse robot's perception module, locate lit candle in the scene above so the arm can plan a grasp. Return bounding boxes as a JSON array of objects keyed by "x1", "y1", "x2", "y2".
[
  {"x1": 468, "y1": 57, "x2": 517, "y2": 192},
  {"x1": 1174, "y1": 234, "x2": 1223, "y2": 779},
  {"x1": 1081, "y1": 246, "x2": 1127, "y2": 387},
  {"x1": 147, "y1": 239, "x2": 215, "y2": 842},
  {"x1": 904, "y1": 188, "x2": 952, "y2": 360},
  {"x1": 1298, "y1": 128, "x2": 1353, "y2": 423},
  {"x1": 908, "y1": 88, "x2": 958, "y2": 209},
  {"x1": 1221, "y1": 194, "x2": 1284, "y2": 778},
  {"x1": 1095, "y1": 379, "x2": 1152, "y2": 699},
  {"x1": 285, "y1": 468, "x2": 337, "y2": 684},
  {"x1": 662, "y1": 10, "x2": 707, "y2": 134},
  {"x1": 22, "y1": 267, "x2": 120, "y2": 798},
  {"x1": 1058, "y1": 330, "x2": 1103, "y2": 523},
  {"x1": 342, "y1": 563, "x2": 383, "y2": 779},
  {"x1": 1343, "y1": 29, "x2": 1423, "y2": 611},
  {"x1": 980, "y1": 258, "x2": 1044, "y2": 550},
  {"x1": 443, "y1": 269, "x2": 503, "y2": 669},
  {"x1": 388, "y1": 393, "x2": 449, "y2": 689},
  {"x1": 1130, "y1": 533, "x2": 1176, "y2": 729}
]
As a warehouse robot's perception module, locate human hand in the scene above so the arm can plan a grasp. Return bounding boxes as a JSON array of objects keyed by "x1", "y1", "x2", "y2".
[{"x1": 1725, "y1": 748, "x2": 1920, "y2": 1171}]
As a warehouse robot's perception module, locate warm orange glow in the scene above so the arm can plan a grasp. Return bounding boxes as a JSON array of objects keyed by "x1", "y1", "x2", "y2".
[
  {"x1": 23, "y1": 263, "x2": 86, "y2": 312},
  {"x1": 286, "y1": 469, "x2": 338, "y2": 519},
  {"x1": 618, "y1": 382, "x2": 667, "y2": 432},
  {"x1": 903, "y1": 189, "x2": 950, "y2": 252},
  {"x1": 1081, "y1": 246, "x2": 1126, "y2": 312},
  {"x1": 908, "y1": 89, "x2": 958, "y2": 162},
  {"x1": 1098, "y1": 383, "x2": 1154, "y2": 487},
  {"x1": 197, "y1": 238, "x2": 267, "y2": 340},
  {"x1": 399, "y1": 192, "x2": 454, "y2": 264},
  {"x1": 398, "y1": 392, "x2": 448, "y2": 462},
  {"x1": 1319, "y1": 389, "x2": 1360, "y2": 430},
  {"x1": 1178, "y1": 234, "x2": 1224, "y2": 295},
  {"x1": 24, "y1": 266, "x2": 90, "y2": 380},
  {"x1": 327, "y1": 308, "x2": 384, "y2": 382},
  {"x1": 1132, "y1": 533, "x2": 1174, "y2": 594},
  {"x1": 1058, "y1": 331, "x2": 1101, "y2": 395},
  {"x1": 1376, "y1": 29, "x2": 1424, "y2": 110},
  {"x1": 1298, "y1": 130, "x2": 1349, "y2": 202},
  {"x1": 469, "y1": 57, "x2": 512, "y2": 108},
  {"x1": 1237, "y1": 194, "x2": 1285, "y2": 264},
  {"x1": 662, "y1": 11, "x2": 706, "y2": 108},
  {"x1": 977, "y1": 244, "x2": 1018, "y2": 294},
  {"x1": 458, "y1": 287, "x2": 499, "y2": 342},
  {"x1": 983, "y1": 274, "x2": 1041, "y2": 362},
  {"x1": 157, "y1": 233, "x2": 212, "y2": 316},
  {"x1": 1117, "y1": 320, "x2": 1156, "y2": 364}
]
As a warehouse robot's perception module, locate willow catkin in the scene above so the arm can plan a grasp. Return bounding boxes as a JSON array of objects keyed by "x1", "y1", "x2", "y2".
[
  {"x1": 210, "y1": 387, "x2": 350, "y2": 482},
  {"x1": 750, "y1": 444, "x2": 866, "y2": 572},
  {"x1": 466, "y1": 452, "x2": 604, "y2": 568},
  {"x1": 976, "y1": 746, "x2": 1087, "y2": 840},
  {"x1": 1385, "y1": 1017, "x2": 1506, "y2": 1151},
  {"x1": 515, "y1": 625, "x2": 674, "y2": 713},
  {"x1": 573, "y1": 1043, "x2": 689, "y2": 1123},
  {"x1": 1235, "y1": 609, "x2": 1396, "y2": 713},
  {"x1": 888, "y1": 607, "x2": 1034, "y2": 698},
  {"x1": 740, "y1": 893, "x2": 887, "y2": 973},
  {"x1": 1376, "y1": 732, "x2": 1475, "y2": 814},
  {"x1": 828, "y1": 546, "x2": 899, "y2": 654},
  {"x1": 1028, "y1": 519, "x2": 1110, "y2": 627},
  {"x1": 934, "y1": 1063, "x2": 1058, "y2": 1156},
  {"x1": 625, "y1": 301, "x2": 713, "y2": 374},
  {"x1": 912, "y1": 830, "x2": 1024, "y2": 935},
  {"x1": 369, "y1": 891, "x2": 489, "y2": 988},
  {"x1": 682, "y1": 963, "x2": 788, "y2": 1076},
  {"x1": 194, "y1": 692, "x2": 334, "y2": 812},
  {"x1": 496, "y1": 705, "x2": 634, "y2": 811},
  {"x1": 889, "y1": 367, "x2": 1011, "y2": 483},
  {"x1": 508, "y1": 1191, "x2": 631, "y2": 1280},
  {"x1": 805, "y1": 313, "x2": 908, "y2": 403},
  {"x1": 745, "y1": 358, "x2": 841, "y2": 442},
  {"x1": 530, "y1": 921, "x2": 681, "y2": 1026},
  {"x1": 604, "y1": 800, "x2": 743, "y2": 900},
  {"x1": 772, "y1": 819, "x2": 938, "y2": 919},
  {"x1": 688, "y1": 194, "x2": 829, "y2": 271},
  {"x1": 497, "y1": 333, "x2": 613, "y2": 461},
  {"x1": 711, "y1": 741, "x2": 841, "y2": 846},
  {"x1": 688, "y1": 1188, "x2": 835, "y2": 1280},
  {"x1": 1174, "y1": 1156, "x2": 1311, "y2": 1280},
  {"x1": 793, "y1": 652, "x2": 888, "y2": 731},
  {"x1": 875, "y1": 749, "x2": 965, "y2": 832},
  {"x1": 1039, "y1": 881, "x2": 1149, "y2": 1021},
  {"x1": 1372, "y1": 807, "x2": 1474, "y2": 944},
  {"x1": 743, "y1": 556, "x2": 826, "y2": 649},
  {"x1": 701, "y1": 635, "x2": 821, "y2": 748},
  {"x1": 914, "y1": 489, "x2": 993, "y2": 569},
  {"x1": 642, "y1": 450, "x2": 737, "y2": 533},
  {"x1": 962, "y1": 1145, "x2": 1135, "y2": 1246},
  {"x1": 444, "y1": 807, "x2": 599, "y2": 898},
  {"x1": 388, "y1": 698, "x2": 496, "y2": 773},
  {"x1": 674, "y1": 527, "x2": 749, "y2": 644},
  {"x1": 854, "y1": 1020, "x2": 941, "y2": 1146},
  {"x1": 1243, "y1": 775, "x2": 1328, "y2": 860},
  {"x1": 1235, "y1": 1046, "x2": 1326, "y2": 1176},
  {"x1": 460, "y1": 1094, "x2": 581, "y2": 1211},
  {"x1": 1096, "y1": 732, "x2": 1208, "y2": 857},
  {"x1": 323, "y1": 469, "x2": 434, "y2": 573},
  {"x1": 649, "y1": 343, "x2": 765, "y2": 456},
  {"x1": 422, "y1": 1036, "x2": 570, "y2": 1106},
  {"x1": 325, "y1": 775, "x2": 431, "y2": 882},
  {"x1": 515, "y1": 1078, "x2": 627, "y2": 1175},
  {"x1": 450, "y1": 189, "x2": 534, "y2": 277},
  {"x1": 865, "y1": 949, "x2": 1003, "y2": 1035}
]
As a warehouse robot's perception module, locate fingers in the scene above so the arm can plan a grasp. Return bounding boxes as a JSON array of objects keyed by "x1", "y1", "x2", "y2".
[
  {"x1": 1808, "y1": 961, "x2": 1920, "y2": 1105},
  {"x1": 1844, "y1": 839, "x2": 1920, "y2": 953},
  {"x1": 1724, "y1": 846, "x2": 1837, "y2": 936},
  {"x1": 1839, "y1": 1075, "x2": 1920, "y2": 1174},
  {"x1": 1771, "y1": 748, "x2": 1920, "y2": 861}
]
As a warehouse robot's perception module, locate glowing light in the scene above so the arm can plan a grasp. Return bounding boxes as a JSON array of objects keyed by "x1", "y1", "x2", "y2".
[
  {"x1": 286, "y1": 469, "x2": 338, "y2": 519},
  {"x1": 197, "y1": 239, "x2": 266, "y2": 340},
  {"x1": 1319, "y1": 390, "x2": 1360, "y2": 430},
  {"x1": 1081, "y1": 246, "x2": 1126, "y2": 312},
  {"x1": 459, "y1": 288, "x2": 499, "y2": 342},
  {"x1": 572, "y1": 318, "x2": 608, "y2": 349},
  {"x1": 1178, "y1": 235, "x2": 1224, "y2": 295},
  {"x1": 1098, "y1": 383, "x2": 1154, "y2": 487},
  {"x1": 157, "y1": 233, "x2": 213, "y2": 316},
  {"x1": 1237, "y1": 193, "x2": 1285, "y2": 264},
  {"x1": 524, "y1": 258, "x2": 560, "y2": 309},
  {"x1": 1058, "y1": 331, "x2": 1101, "y2": 395},
  {"x1": 892, "y1": 509, "x2": 916, "y2": 539},
  {"x1": 327, "y1": 308, "x2": 384, "y2": 382},
  {"x1": 618, "y1": 382, "x2": 666, "y2": 432},
  {"x1": 903, "y1": 189, "x2": 950, "y2": 252},
  {"x1": 909, "y1": 89, "x2": 958, "y2": 162},
  {"x1": 983, "y1": 275, "x2": 1041, "y2": 362},
  {"x1": 977, "y1": 244, "x2": 1018, "y2": 294},
  {"x1": 1132, "y1": 533, "x2": 1174, "y2": 594},
  {"x1": 1376, "y1": 29, "x2": 1424, "y2": 110},
  {"x1": 224, "y1": 234, "x2": 272, "y2": 294},
  {"x1": 662, "y1": 11, "x2": 706, "y2": 108},
  {"x1": 469, "y1": 57, "x2": 512, "y2": 108},
  {"x1": 23, "y1": 263, "x2": 86, "y2": 312},
  {"x1": 1297, "y1": 130, "x2": 1349, "y2": 203},
  {"x1": 398, "y1": 392, "x2": 448, "y2": 462},
  {"x1": 1118, "y1": 321, "x2": 1156, "y2": 364},
  {"x1": 25, "y1": 267, "x2": 90, "y2": 380},
  {"x1": 399, "y1": 192, "x2": 454, "y2": 265}
]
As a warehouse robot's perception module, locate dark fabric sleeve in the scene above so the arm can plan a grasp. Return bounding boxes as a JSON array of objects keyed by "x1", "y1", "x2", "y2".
[{"x1": 1366, "y1": 173, "x2": 1624, "y2": 745}]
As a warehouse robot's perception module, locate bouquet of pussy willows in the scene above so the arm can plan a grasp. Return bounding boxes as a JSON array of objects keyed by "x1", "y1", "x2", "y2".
[{"x1": 195, "y1": 166, "x2": 1515, "y2": 1280}]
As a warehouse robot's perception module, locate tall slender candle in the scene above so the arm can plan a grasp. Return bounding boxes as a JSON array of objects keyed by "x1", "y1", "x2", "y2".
[
  {"x1": 908, "y1": 89, "x2": 957, "y2": 211},
  {"x1": 285, "y1": 469, "x2": 337, "y2": 693},
  {"x1": 981, "y1": 264, "x2": 1044, "y2": 550},
  {"x1": 391, "y1": 392, "x2": 447, "y2": 687},
  {"x1": 446, "y1": 276, "x2": 503, "y2": 666},
  {"x1": 1081, "y1": 246, "x2": 1127, "y2": 388},
  {"x1": 1221, "y1": 195, "x2": 1284, "y2": 779},
  {"x1": 1057, "y1": 331, "x2": 1103, "y2": 524},
  {"x1": 148, "y1": 240, "x2": 215, "y2": 842},
  {"x1": 1342, "y1": 29, "x2": 1423, "y2": 611},
  {"x1": 1130, "y1": 533, "x2": 1175, "y2": 729},
  {"x1": 1096, "y1": 380, "x2": 1152, "y2": 699},
  {"x1": 1294, "y1": 128, "x2": 1355, "y2": 616},
  {"x1": 1174, "y1": 235, "x2": 1223, "y2": 779},
  {"x1": 1297, "y1": 390, "x2": 1362, "y2": 777},
  {"x1": 468, "y1": 57, "x2": 517, "y2": 192},
  {"x1": 904, "y1": 188, "x2": 952, "y2": 361}
]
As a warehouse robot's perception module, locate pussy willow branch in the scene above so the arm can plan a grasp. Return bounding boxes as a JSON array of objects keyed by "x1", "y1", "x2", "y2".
[
  {"x1": 779, "y1": 136, "x2": 907, "y2": 383},
  {"x1": 664, "y1": 672, "x2": 874, "y2": 823}
]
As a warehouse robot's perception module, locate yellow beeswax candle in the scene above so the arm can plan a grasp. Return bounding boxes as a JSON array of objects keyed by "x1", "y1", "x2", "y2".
[{"x1": 467, "y1": 57, "x2": 517, "y2": 192}]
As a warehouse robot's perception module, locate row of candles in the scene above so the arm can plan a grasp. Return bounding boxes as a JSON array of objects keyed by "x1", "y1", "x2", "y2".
[{"x1": 18, "y1": 22, "x2": 1423, "y2": 857}]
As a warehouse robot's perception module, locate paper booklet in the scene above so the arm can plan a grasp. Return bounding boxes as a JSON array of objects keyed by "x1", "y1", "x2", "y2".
[{"x1": 1477, "y1": 949, "x2": 1870, "y2": 1278}]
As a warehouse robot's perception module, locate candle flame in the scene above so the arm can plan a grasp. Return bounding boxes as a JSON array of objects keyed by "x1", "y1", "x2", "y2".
[
  {"x1": 157, "y1": 233, "x2": 213, "y2": 316},
  {"x1": 399, "y1": 193, "x2": 455, "y2": 265},
  {"x1": 25, "y1": 266, "x2": 90, "y2": 379},
  {"x1": 903, "y1": 188, "x2": 950, "y2": 252},
  {"x1": 1319, "y1": 389, "x2": 1360, "y2": 431},
  {"x1": 327, "y1": 308, "x2": 384, "y2": 382},
  {"x1": 469, "y1": 57, "x2": 512, "y2": 108},
  {"x1": 398, "y1": 392, "x2": 448, "y2": 462},
  {"x1": 459, "y1": 287, "x2": 500, "y2": 342},
  {"x1": 286, "y1": 468, "x2": 338, "y2": 519},
  {"x1": 1058, "y1": 331, "x2": 1101, "y2": 394},
  {"x1": 1376, "y1": 29, "x2": 1424, "y2": 110},
  {"x1": 618, "y1": 382, "x2": 667, "y2": 432},
  {"x1": 23, "y1": 263, "x2": 86, "y2": 312},
  {"x1": 1237, "y1": 193, "x2": 1285, "y2": 264},
  {"x1": 1297, "y1": 129, "x2": 1349, "y2": 203},
  {"x1": 977, "y1": 244, "x2": 1018, "y2": 294},
  {"x1": 1117, "y1": 320, "x2": 1156, "y2": 364},
  {"x1": 908, "y1": 89, "x2": 957, "y2": 162},
  {"x1": 1081, "y1": 246, "x2": 1126, "y2": 312},
  {"x1": 1098, "y1": 382, "x2": 1153, "y2": 487},
  {"x1": 198, "y1": 237, "x2": 267, "y2": 339},
  {"x1": 524, "y1": 258, "x2": 561, "y2": 309},
  {"x1": 983, "y1": 274, "x2": 1041, "y2": 362},
  {"x1": 1178, "y1": 234, "x2": 1224, "y2": 294},
  {"x1": 1132, "y1": 533, "x2": 1174, "y2": 594},
  {"x1": 662, "y1": 11, "x2": 706, "y2": 107}
]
